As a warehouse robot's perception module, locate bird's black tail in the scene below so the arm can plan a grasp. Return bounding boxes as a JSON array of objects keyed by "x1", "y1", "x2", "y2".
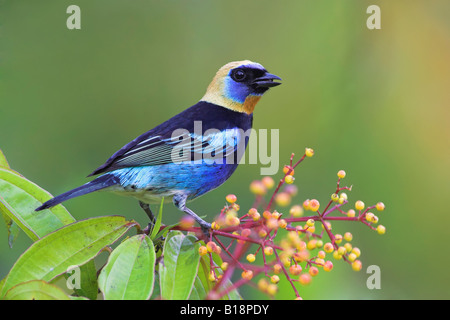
[{"x1": 35, "y1": 174, "x2": 119, "y2": 211}]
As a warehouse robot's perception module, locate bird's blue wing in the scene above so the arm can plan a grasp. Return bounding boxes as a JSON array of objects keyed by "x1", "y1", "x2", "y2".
[{"x1": 88, "y1": 128, "x2": 244, "y2": 176}]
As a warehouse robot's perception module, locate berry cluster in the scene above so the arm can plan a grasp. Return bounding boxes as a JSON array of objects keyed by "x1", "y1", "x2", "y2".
[{"x1": 184, "y1": 148, "x2": 386, "y2": 299}]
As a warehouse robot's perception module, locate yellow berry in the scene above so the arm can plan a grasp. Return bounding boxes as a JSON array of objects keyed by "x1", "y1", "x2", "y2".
[
  {"x1": 250, "y1": 180, "x2": 267, "y2": 195},
  {"x1": 355, "y1": 200, "x2": 365, "y2": 211},
  {"x1": 324, "y1": 242, "x2": 334, "y2": 253},
  {"x1": 290, "y1": 205, "x2": 304, "y2": 217},
  {"x1": 331, "y1": 193, "x2": 339, "y2": 202},
  {"x1": 376, "y1": 202, "x2": 385, "y2": 211},
  {"x1": 270, "y1": 275, "x2": 280, "y2": 284},
  {"x1": 337, "y1": 246, "x2": 347, "y2": 256},
  {"x1": 365, "y1": 212, "x2": 375, "y2": 222},
  {"x1": 226, "y1": 194, "x2": 237, "y2": 203},
  {"x1": 258, "y1": 228, "x2": 268, "y2": 238},
  {"x1": 307, "y1": 240, "x2": 317, "y2": 250},
  {"x1": 377, "y1": 225, "x2": 386, "y2": 235},
  {"x1": 267, "y1": 283, "x2": 278, "y2": 296},
  {"x1": 266, "y1": 217, "x2": 279, "y2": 230},
  {"x1": 334, "y1": 234, "x2": 343, "y2": 244},
  {"x1": 347, "y1": 209, "x2": 356, "y2": 218},
  {"x1": 306, "y1": 219, "x2": 315, "y2": 227},
  {"x1": 348, "y1": 253, "x2": 357, "y2": 262},
  {"x1": 344, "y1": 242, "x2": 353, "y2": 253},
  {"x1": 337, "y1": 170, "x2": 346, "y2": 179},
  {"x1": 285, "y1": 175, "x2": 295, "y2": 184},
  {"x1": 352, "y1": 247, "x2": 361, "y2": 258},
  {"x1": 316, "y1": 240, "x2": 323, "y2": 248},
  {"x1": 246, "y1": 254, "x2": 256, "y2": 263},
  {"x1": 275, "y1": 192, "x2": 291, "y2": 207},
  {"x1": 264, "y1": 246, "x2": 274, "y2": 256},
  {"x1": 221, "y1": 262, "x2": 228, "y2": 271},
  {"x1": 344, "y1": 232, "x2": 353, "y2": 242},
  {"x1": 305, "y1": 148, "x2": 314, "y2": 158},
  {"x1": 208, "y1": 271, "x2": 216, "y2": 282},
  {"x1": 278, "y1": 219, "x2": 287, "y2": 229},
  {"x1": 352, "y1": 260, "x2": 362, "y2": 272},
  {"x1": 340, "y1": 192, "x2": 348, "y2": 201},
  {"x1": 211, "y1": 221, "x2": 220, "y2": 230},
  {"x1": 333, "y1": 251, "x2": 343, "y2": 260},
  {"x1": 318, "y1": 250, "x2": 326, "y2": 259},
  {"x1": 257, "y1": 278, "x2": 269, "y2": 292}
]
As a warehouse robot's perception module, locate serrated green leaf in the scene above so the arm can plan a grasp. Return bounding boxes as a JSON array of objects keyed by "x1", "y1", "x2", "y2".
[
  {"x1": 0, "y1": 215, "x2": 136, "y2": 297},
  {"x1": 98, "y1": 234, "x2": 155, "y2": 300},
  {"x1": 159, "y1": 231, "x2": 200, "y2": 300},
  {"x1": 3, "y1": 280, "x2": 70, "y2": 300}
]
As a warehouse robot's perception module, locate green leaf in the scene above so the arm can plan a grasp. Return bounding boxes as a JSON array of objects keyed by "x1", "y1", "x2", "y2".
[
  {"x1": 0, "y1": 215, "x2": 136, "y2": 297},
  {"x1": 159, "y1": 231, "x2": 200, "y2": 300},
  {"x1": 3, "y1": 280, "x2": 70, "y2": 300},
  {"x1": 98, "y1": 234, "x2": 156, "y2": 300},
  {"x1": 0, "y1": 149, "x2": 10, "y2": 169},
  {"x1": 0, "y1": 167, "x2": 76, "y2": 241},
  {"x1": 1, "y1": 210, "x2": 20, "y2": 248},
  {"x1": 66, "y1": 260, "x2": 99, "y2": 300},
  {"x1": 150, "y1": 197, "x2": 164, "y2": 240}
]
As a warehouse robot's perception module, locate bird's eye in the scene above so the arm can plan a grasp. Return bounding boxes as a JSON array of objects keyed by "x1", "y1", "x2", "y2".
[{"x1": 231, "y1": 69, "x2": 247, "y2": 82}]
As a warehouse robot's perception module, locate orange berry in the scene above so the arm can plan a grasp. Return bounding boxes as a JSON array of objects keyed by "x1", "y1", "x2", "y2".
[
  {"x1": 199, "y1": 246, "x2": 208, "y2": 256},
  {"x1": 241, "y1": 228, "x2": 252, "y2": 238},
  {"x1": 206, "y1": 241, "x2": 217, "y2": 253},
  {"x1": 309, "y1": 266, "x2": 319, "y2": 277},
  {"x1": 242, "y1": 270, "x2": 253, "y2": 280},
  {"x1": 257, "y1": 278, "x2": 269, "y2": 291},
  {"x1": 266, "y1": 217, "x2": 279, "y2": 230},
  {"x1": 289, "y1": 264, "x2": 302, "y2": 275},
  {"x1": 273, "y1": 264, "x2": 282, "y2": 274},
  {"x1": 283, "y1": 165, "x2": 294, "y2": 175},
  {"x1": 267, "y1": 283, "x2": 278, "y2": 295},
  {"x1": 323, "y1": 261, "x2": 333, "y2": 272},
  {"x1": 309, "y1": 199, "x2": 320, "y2": 212},
  {"x1": 262, "y1": 176, "x2": 275, "y2": 189},
  {"x1": 298, "y1": 273, "x2": 312, "y2": 285}
]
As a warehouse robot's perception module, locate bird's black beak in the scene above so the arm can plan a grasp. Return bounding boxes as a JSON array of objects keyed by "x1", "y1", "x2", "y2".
[{"x1": 252, "y1": 72, "x2": 282, "y2": 88}]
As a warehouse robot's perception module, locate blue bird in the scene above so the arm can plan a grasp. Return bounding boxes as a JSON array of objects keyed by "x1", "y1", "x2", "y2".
[{"x1": 36, "y1": 60, "x2": 282, "y2": 235}]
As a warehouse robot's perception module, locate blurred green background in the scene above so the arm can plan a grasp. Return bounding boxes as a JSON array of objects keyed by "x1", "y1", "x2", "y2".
[{"x1": 1, "y1": 0, "x2": 449, "y2": 299}]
